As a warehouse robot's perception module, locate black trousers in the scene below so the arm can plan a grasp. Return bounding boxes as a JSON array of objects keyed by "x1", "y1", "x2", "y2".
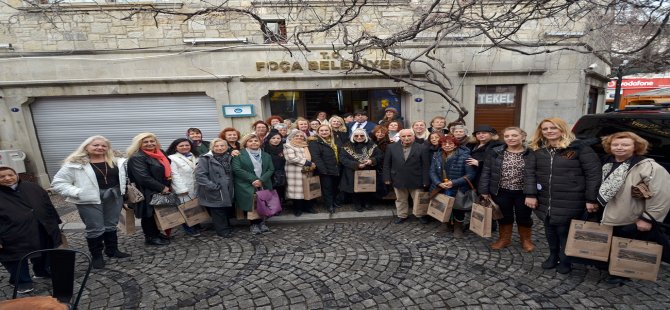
[
  {"x1": 544, "y1": 216, "x2": 571, "y2": 263},
  {"x1": 492, "y1": 189, "x2": 533, "y2": 226},
  {"x1": 207, "y1": 207, "x2": 232, "y2": 235},
  {"x1": 141, "y1": 217, "x2": 161, "y2": 238},
  {"x1": 320, "y1": 175, "x2": 338, "y2": 208}
]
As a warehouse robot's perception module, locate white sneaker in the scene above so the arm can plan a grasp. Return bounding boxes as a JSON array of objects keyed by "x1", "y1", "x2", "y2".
[{"x1": 17, "y1": 283, "x2": 34, "y2": 294}]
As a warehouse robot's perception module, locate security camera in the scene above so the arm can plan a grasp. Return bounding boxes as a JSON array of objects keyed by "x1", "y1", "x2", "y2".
[{"x1": 587, "y1": 63, "x2": 597, "y2": 70}]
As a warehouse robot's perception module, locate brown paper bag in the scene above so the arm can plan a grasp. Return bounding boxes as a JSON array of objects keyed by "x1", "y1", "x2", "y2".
[
  {"x1": 118, "y1": 204, "x2": 136, "y2": 235},
  {"x1": 235, "y1": 207, "x2": 245, "y2": 220},
  {"x1": 469, "y1": 202, "x2": 492, "y2": 238},
  {"x1": 177, "y1": 198, "x2": 211, "y2": 226},
  {"x1": 154, "y1": 205, "x2": 186, "y2": 230},
  {"x1": 354, "y1": 170, "x2": 376, "y2": 192},
  {"x1": 427, "y1": 194, "x2": 455, "y2": 223},
  {"x1": 609, "y1": 237, "x2": 662, "y2": 282},
  {"x1": 302, "y1": 172, "x2": 322, "y2": 200},
  {"x1": 416, "y1": 191, "x2": 431, "y2": 215},
  {"x1": 565, "y1": 220, "x2": 613, "y2": 262}
]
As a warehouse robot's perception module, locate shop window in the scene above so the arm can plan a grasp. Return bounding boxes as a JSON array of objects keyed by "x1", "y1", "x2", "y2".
[
  {"x1": 263, "y1": 20, "x2": 287, "y2": 43},
  {"x1": 474, "y1": 85, "x2": 522, "y2": 132}
]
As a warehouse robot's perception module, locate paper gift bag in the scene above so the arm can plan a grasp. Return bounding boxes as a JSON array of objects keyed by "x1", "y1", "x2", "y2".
[
  {"x1": 416, "y1": 191, "x2": 431, "y2": 215},
  {"x1": 177, "y1": 198, "x2": 211, "y2": 226},
  {"x1": 118, "y1": 204, "x2": 136, "y2": 235},
  {"x1": 565, "y1": 220, "x2": 613, "y2": 262},
  {"x1": 469, "y1": 202, "x2": 492, "y2": 238},
  {"x1": 427, "y1": 194, "x2": 455, "y2": 223},
  {"x1": 302, "y1": 172, "x2": 322, "y2": 200},
  {"x1": 354, "y1": 170, "x2": 377, "y2": 193},
  {"x1": 154, "y1": 205, "x2": 186, "y2": 231},
  {"x1": 609, "y1": 237, "x2": 663, "y2": 282}
]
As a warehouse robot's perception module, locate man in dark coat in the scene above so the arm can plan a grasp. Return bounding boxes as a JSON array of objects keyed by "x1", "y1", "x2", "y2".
[
  {"x1": 0, "y1": 166, "x2": 62, "y2": 293},
  {"x1": 383, "y1": 129, "x2": 431, "y2": 224},
  {"x1": 347, "y1": 110, "x2": 376, "y2": 136}
]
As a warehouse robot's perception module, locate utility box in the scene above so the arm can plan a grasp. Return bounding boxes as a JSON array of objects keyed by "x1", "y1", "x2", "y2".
[{"x1": 0, "y1": 150, "x2": 27, "y2": 174}]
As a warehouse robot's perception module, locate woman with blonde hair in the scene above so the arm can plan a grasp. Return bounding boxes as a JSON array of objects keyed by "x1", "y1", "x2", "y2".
[
  {"x1": 525, "y1": 117, "x2": 601, "y2": 274},
  {"x1": 295, "y1": 117, "x2": 312, "y2": 138},
  {"x1": 428, "y1": 116, "x2": 449, "y2": 135},
  {"x1": 126, "y1": 132, "x2": 172, "y2": 246},
  {"x1": 232, "y1": 134, "x2": 275, "y2": 234},
  {"x1": 411, "y1": 120, "x2": 429, "y2": 144},
  {"x1": 52, "y1": 135, "x2": 130, "y2": 269},
  {"x1": 308, "y1": 124, "x2": 341, "y2": 213},
  {"x1": 329, "y1": 115, "x2": 348, "y2": 145}
]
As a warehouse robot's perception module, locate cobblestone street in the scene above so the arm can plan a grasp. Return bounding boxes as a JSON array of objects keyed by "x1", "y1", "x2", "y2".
[{"x1": 2, "y1": 214, "x2": 669, "y2": 309}]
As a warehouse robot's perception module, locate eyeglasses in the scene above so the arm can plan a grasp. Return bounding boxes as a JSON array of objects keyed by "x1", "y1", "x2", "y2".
[{"x1": 353, "y1": 135, "x2": 365, "y2": 137}]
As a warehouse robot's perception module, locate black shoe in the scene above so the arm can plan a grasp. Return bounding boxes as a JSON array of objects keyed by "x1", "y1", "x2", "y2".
[
  {"x1": 158, "y1": 234, "x2": 171, "y2": 240},
  {"x1": 304, "y1": 207, "x2": 318, "y2": 214},
  {"x1": 556, "y1": 263, "x2": 572, "y2": 274},
  {"x1": 91, "y1": 255, "x2": 106, "y2": 269},
  {"x1": 217, "y1": 231, "x2": 233, "y2": 238},
  {"x1": 606, "y1": 275, "x2": 629, "y2": 285},
  {"x1": 333, "y1": 202, "x2": 343, "y2": 209},
  {"x1": 145, "y1": 237, "x2": 170, "y2": 246},
  {"x1": 356, "y1": 205, "x2": 364, "y2": 212},
  {"x1": 418, "y1": 217, "x2": 429, "y2": 224},
  {"x1": 541, "y1": 254, "x2": 559, "y2": 269},
  {"x1": 394, "y1": 217, "x2": 407, "y2": 224},
  {"x1": 328, "y1": 206, "x2": 335, "y2": 214},
  {"x1": 364, "y1": 203, "x2": 373, "y2": 210},
  {"x1": 103, "y1": 231, "x2": 131, "y2": 258},
  {"x1": 294, "y1": 209, "x2": 303, "y2": 217}
]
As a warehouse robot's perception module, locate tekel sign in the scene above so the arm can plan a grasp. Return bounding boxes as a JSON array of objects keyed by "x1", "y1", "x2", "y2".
[{"x1": 477, "y1": 93, "x2": 515, "y2": 104}]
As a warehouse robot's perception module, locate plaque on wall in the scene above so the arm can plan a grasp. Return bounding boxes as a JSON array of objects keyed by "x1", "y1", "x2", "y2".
[{"x1": 223, "y1": 104, "x2": 255, "y2": 117}]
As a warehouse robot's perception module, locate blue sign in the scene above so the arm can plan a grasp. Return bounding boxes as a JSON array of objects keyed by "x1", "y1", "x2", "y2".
[
  {"x1": 223, "y1": 105, "x2": 255, "y2": 117},
  {"x1": 414, "y1": 98, "x2": 423, "y2": 103},
  {"x1": 11, "y1": 107, "x2": 19, "y2": 112}
]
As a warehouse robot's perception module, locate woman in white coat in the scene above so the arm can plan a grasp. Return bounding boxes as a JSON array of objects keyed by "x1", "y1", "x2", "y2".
[
  {"x1": 52, "y1": 135, "x2": 130, "y2": 269},
  {"x1": 166, "y1": 138, "x2": 201, "y2": 236}
]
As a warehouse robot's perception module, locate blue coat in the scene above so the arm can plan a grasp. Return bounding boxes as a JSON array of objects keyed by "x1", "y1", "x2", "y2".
[{"x1": 429, "y1": 146, "x2": 476, "y2": 196}]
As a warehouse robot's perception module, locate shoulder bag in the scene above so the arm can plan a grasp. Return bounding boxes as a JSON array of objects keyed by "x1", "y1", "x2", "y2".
[{"x1": 453, "y1": 176, "x2": 477, "y2": 211}]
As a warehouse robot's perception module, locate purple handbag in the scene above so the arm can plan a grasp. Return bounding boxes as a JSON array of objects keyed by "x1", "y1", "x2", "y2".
[{"x1": 255, "y1": 188, "x2": 282, "y2": 218}]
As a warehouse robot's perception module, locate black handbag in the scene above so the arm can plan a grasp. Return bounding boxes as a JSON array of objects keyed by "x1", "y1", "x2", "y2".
[
  {"x1": 149, "y1": 193, "x2": 180, "y2": 208},
  {"x1": 453, "y1": 176, "x2": 477, "y2": 211},
  {"x1": 644, "y1": 212, "x2": 670, "y2": 263}
]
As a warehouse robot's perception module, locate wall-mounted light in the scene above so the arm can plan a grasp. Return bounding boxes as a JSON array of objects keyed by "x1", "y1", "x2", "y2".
[
  {"x1": 0, "y1": 43, "x2": 13, "y2": 50},
  {"x1": 183, "y1": 38, "x2": 248, "y2": 45}
]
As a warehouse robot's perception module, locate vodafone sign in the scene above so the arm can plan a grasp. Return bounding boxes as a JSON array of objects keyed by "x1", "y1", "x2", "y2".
[{"x1": 607, "y1": 78, "x2": 670, "y2": 89}]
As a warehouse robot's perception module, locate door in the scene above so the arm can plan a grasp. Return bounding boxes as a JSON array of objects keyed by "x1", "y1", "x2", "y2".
[{"x1": 474, "y1": 85, "x2": 522, "y2": 132}]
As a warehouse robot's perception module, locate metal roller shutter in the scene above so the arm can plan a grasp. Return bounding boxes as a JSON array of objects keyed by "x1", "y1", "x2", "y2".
[{"x1": 31, "y1": 94, "x2": 220, "y2": 179}]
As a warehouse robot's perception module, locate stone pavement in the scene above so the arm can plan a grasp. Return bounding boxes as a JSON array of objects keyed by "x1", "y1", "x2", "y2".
[{"x1": 2, "y1": 214, "x2": 670, "y2": 309}]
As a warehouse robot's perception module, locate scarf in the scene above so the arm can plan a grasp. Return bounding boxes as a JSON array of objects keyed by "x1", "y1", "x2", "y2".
[
  {"x1": 142, "y1": 149, "x2": 172, "y2": 179},
  {"x1": 213, "y1": 152, "x2": 232, "y2": 175},
  {"x1": 320, "y1": 136, "x2": 338, "y2": 161},
  {"x1": 289, "y1": 137, "x2": 311, "y2": 161},
  {"x1": 247, "y1": 149, "x2": 263, "y2": 178},
  {"x1": 343, "y1": 141, "x2": 376, "y2": 163},
  {"x1": 597, "y1": 159, "x2": 631, "y2": 206}
]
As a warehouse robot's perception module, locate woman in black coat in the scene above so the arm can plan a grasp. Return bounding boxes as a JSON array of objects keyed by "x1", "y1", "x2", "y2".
[
  {"x1": 525, "y1": 118, "x2": 601, "y2": 274},
  {"x1": 339, "y1": 128, "x2": 383, "y2": 212},
  {"x1": 308, "y1": 124, "x2": 341, "y2": 213},
  {"x1": 264, "y1": 130, "x2": 287, "y2": 203},
  {"x1": 126, "y1": 132, "x2": 172, "y2": 246},
  {"x1": 465, "y1": 124, "x2": 503, "y2": 185},
  {"x1": 0, "y1": 166, "x2": 62, "y2": 293}
]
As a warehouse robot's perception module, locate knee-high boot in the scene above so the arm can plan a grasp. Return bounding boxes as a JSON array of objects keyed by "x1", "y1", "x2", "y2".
[
  {"x1": 86, "y1": 236, "x2": 106, "y2": 269},
  {"x1": 103, "y1": 231, "x2": 131, "y2": 258}
]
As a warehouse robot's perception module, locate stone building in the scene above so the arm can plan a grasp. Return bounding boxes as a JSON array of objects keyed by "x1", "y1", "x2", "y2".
[{"x1": 0, "y1": 0, "x2": 610, "y2": 187}]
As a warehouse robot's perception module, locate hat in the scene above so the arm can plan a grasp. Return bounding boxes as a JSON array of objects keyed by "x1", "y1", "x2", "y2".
[
  {"x1": 472, "y1": 124, "x2": 497, "y2": 135},
  {"x1": 384, "y1": 107, "x2": 398, "y2": 114}
]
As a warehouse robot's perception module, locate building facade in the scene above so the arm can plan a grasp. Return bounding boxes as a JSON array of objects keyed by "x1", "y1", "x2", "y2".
[{"x1": 0, "y1": 0, "x2": 610, "y2": 187}]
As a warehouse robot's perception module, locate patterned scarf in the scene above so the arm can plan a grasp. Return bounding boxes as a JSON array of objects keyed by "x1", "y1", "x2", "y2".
[
  {"x1": 597, "y1": 160, "x2": 631, "y2": 206},
  {"x1": 247, "y1": 148, "x2": 263, "y2": 178},
  {"x1": 213, "y1": 152, "x2": 232, "y2": 175}
]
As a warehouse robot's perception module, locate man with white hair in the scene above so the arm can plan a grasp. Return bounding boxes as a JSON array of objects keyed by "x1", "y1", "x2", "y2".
[{"x1": 383, "y1": 129, "x2": 431, "y2": 224}]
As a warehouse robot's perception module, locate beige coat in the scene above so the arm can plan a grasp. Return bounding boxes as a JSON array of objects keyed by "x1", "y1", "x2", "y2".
[
  {"x1": 601, "y1": 158, "x2": 670, "y2": 226},
  {"x1": 283, "y1": 142, "x2": 309, "y2": 199}
]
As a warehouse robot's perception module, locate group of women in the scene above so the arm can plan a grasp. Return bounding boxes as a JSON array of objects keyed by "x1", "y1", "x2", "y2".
[{"x1": 2, "y1": 111, "x2": 668, "y2": 286}]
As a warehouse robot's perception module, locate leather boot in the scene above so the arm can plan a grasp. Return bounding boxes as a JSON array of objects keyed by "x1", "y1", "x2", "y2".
[
  {"x1": 490, "y1": 224, "x2": 513, "y2": 250},
  {"x1": 86, "y1": 236, "x2": 105, "y2": 269},
  {"x1": 518, "y1": 226, "x2": 536, "y2": 252},
  {"x1": 103, "y1": 231, "x2": 131, "y2": 258},
  {"x1": 453, "y1": 221, "x2": 464, "y2": 238}
]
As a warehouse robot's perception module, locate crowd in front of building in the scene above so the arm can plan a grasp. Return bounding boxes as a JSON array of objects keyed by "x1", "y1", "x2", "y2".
[{"x1": 2, "y1": 107, "x2": 670, "y2": 294}]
